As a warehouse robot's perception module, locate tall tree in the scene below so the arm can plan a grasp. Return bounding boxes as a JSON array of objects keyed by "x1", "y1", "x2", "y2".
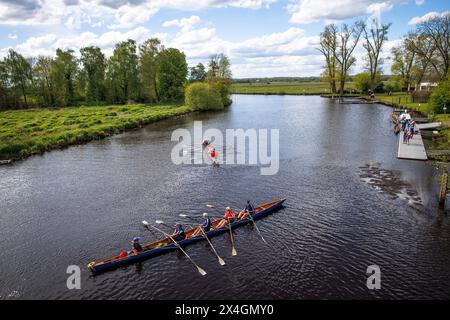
[
  {"x1": 206, "y1": 54, "x2": 220, "y2": 81},
  {"x1": 34, "y1": 56, "x2": 55, "y2": 106},
  {"x1": 391, "y1": 43, "x2": 416, "y2": 91},
  {"x1": 51, "y1": 49, "x2": 79, "y2": 106},
  {"x1": 334, "y1": 22, "x2": 365, "y2": 101},
  {"x1": 4, "y1": 49, "x2": 32, "y2": 108},
  {"x1": 416, "y1": 13, "x2": 450, "y2": 79},
  {"x1": 189, "y1": 63, "x2": 206, "y2": 82},
  {"x1": 218, "y1": 54, "x2": 232, "y2": 80},
  {"x1": 80, "y1": 46, "x2": 106, "y2": 103},
  {"x1": 106, "y1": 39, "x2": 140, "y2": 104},
  {"x1": 157, "y1": 48, "x2": 188, "y2": 102},
  {"x1": 318, "y1": 24, "x2": 338, "y2": 94},
  {"x1": 139, "y1": 38, "x2": 164, "y2": 103},
  {"x1": 363, "y1": 19, "x2": 391, "y2": 90}
]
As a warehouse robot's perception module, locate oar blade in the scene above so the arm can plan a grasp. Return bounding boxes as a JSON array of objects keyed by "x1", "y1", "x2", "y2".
[
  {"x1": 218, "y1": 257, "x2": 226, "y2": 266},
  {"x1": 142, "y1": 220, "x2": 149, "y2": 226},
  {"x1": 155, "y1": 220, "x2": 165, "y2": 225},
  {"x1": 179, "y1": 214, "x2": 187, "y2": 217},
  {"x1": 197, "y1": 266, "x2": 207, "y2": 276},
  {"x1": 206, "y1": 204, "x2": 215, "y2": 208},
  {"x1": 231, "y1": 247, "x2": 237, "y2": 256}
]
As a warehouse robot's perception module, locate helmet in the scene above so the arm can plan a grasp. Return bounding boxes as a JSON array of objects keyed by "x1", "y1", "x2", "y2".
[
  {"x1": 132, "y1": 237, "x2": 140, "y2": 242},
  {"x1": 203, "y1": 212, "x2": 208, "y2": 218},
  {"x1": 226, "y1": 206, "x2": 231, "y2": 210}
]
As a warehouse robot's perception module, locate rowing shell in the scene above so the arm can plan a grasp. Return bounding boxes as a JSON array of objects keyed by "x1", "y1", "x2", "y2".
[{"x1": 88, "y1": 198, "x2": 286, "y2": 274}]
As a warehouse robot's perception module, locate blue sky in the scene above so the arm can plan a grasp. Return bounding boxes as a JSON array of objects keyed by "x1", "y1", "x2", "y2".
[{"x1": 0, "y1": 0, "x2": 448, "y2": 78}]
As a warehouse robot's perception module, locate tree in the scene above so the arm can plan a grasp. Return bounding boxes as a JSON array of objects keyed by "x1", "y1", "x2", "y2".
[
  {"x1": 430, "y1": 75, "x2": 450, "y2": 113},
  {"x1": 318, "y1": 24, "x2": 338, "y2": 94},
  {"x1": 157, "y1": 48, "x2": 188, "y2": 102},
  {"x1": 189, "y1": 63, "x2": 206, "y2": 82},
  {"x1": 354, "y1": 73, "x2": 371, "y2": 93},
  {"x1": 80, "y1": 46, "x2": 106, "y2": 103},
  {"x1": 139, "y1": 38, "x2": 164, "y2": 103},
  {"x1": 363, "y1": 19, "x2": 391, "y2": 90},
  {"x1": 416, "y1": 13, "x2": 450, "y2": 80},
  {"x1": 51, "y1": 49, "x2": 79, "y2": 106},
  {"x1": 334, "y1": 22, "x2": 365, "y2": 101},
  {"x1": 4, "y1": 49, "x2": 32, "y2": 108},
  {"x1": 106, "y1": 39, "x2": 140, "y2": 104},
  {"x1": 391, "y1": 43, "x2": 415, "y2": 91},
  {"x1": 34, "y1": 56, "x2": 55, "y2": 106},
  {"x1": 405, "y1": 13, "x2": 450, "y2": 81},
  {"x1": 185, "y1": 82, "x2": 223, "y2": 111}
]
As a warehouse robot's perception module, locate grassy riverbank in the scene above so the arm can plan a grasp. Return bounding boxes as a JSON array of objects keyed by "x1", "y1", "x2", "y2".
[
  {"x1": 0, "y1": 104, "x2": 191, "y2": 161},
  {"x1": 231, "y1": 81, "x2": 355, "y2": 95}
]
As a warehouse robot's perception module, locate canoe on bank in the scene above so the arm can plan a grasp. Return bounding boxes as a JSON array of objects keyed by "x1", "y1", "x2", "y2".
[{"x1": 88, "y1": 198, "x2": 286, "y2": 274}]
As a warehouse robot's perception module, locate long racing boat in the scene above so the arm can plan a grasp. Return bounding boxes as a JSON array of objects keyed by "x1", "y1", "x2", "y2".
[{"x1": 88, "y1": 198, "x2": 286, "y2": 274}]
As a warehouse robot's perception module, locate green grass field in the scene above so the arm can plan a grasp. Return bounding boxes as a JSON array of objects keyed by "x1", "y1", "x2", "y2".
[
  {"x1": 0, "y1": 104, "x2": 191, "y2": 161},
  {"x1": 231, "y1": 81, "x2": 355, "y2": 95}
]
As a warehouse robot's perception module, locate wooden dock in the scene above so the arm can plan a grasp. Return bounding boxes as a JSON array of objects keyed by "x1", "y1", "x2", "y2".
[
  {"x1": 397, "y1": 130, "x2": 428, "y2": 161},
  {"x1": 416, "y1": 122, "x2": 442, "y2": 130}
]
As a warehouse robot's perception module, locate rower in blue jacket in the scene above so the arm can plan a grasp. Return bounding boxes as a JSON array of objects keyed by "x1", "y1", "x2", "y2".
[
  {"x1": 192, "y1": 213, "x2": 212, "y2": 237},
  {"x1": 172, "y1": 223, "x2": 186, "y2": 242}
]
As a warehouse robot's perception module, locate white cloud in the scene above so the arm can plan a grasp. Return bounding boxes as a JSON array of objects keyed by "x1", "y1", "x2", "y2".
[
  {"x1": 408, "y1": 11, "x2": 450, "y2": 25},
  {"x1": 415, "y1": 0, "x2": 425, "y2": 6},
  {"x1": 163, "y1": 16, "x2": 201, "y2": 30},
  {"x1": 288, "y1": 0, "x2": 402, "y2": 24},
  {"x1": 0, "y1": 0, "x2": 276, "y2": 28},
  {"x1": 8, "y1": 33, "x2": 18, "y2": 40}
]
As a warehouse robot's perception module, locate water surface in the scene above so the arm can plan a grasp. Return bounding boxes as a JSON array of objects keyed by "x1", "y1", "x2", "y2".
[{"x1": 0, "y1": 95, "x2": 449, "y2": 300}]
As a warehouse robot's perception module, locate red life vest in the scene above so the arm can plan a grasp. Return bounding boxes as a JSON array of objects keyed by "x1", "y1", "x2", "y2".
[
  {"x1": 210, "y1": 150, "x2": 216, "y2": 158},
  {"x1": 225, "y1": 210, "x2": 233, "y2": 219}
]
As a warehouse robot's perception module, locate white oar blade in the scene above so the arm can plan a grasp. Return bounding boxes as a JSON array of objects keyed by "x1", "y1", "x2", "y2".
[
  {"x1": 232, "y1": 247, "x2": 237, "y2": 256},
  {"x1": 179, "y1": 214, "x2": 187, "y2": 217},
  {"x1": 142, "y1": 220, "x2": 149, "y2": 226},
  {"x1": 206, "y1": 204, "x2": 215, "y2": 208},
  {"x1": 155, "y1": 220, "x2": 165, "y2": 224},
  {"x1": 218, "y1": 257, "x2": 226, "y2": 266},
  {"x1": 197, "y1": 267, "x2": 207, "y2": 276}
]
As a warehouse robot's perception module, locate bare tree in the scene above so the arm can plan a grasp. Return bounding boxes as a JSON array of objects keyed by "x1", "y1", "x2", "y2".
[
  {"x1": 317, "y1": 24, "x2": 338, "y2": 94},
  {"x1": 363, "y1": 18, "x2": 391, "y2": 90},
  {"x1": 334, "y1": 22, "x2": 365, "y2": 101},
  {"x1": 391, "y1": 43, "x2": 415, "y2": 91},
  {"x1": 406, "y1": 13, "x2": 450, "y2": 81}
]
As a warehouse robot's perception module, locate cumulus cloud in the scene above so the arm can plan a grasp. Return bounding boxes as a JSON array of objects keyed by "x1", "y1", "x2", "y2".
[
  {"x1": 0, "y1": 0, "x2": 276, "y2": 28},
  {"x1": 408, "y1": 11, "x2": 450, "y2": 25},
  {"x1": 415, "y1": 0, "x2": 425, "y2": 5},
  {"x1": 288, "y1": 0, "x2": 402, "y2": 24}
]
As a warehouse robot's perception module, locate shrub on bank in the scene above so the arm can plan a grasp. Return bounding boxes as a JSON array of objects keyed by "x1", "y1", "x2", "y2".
[
  {"x1": 430, "y1": 78, "x2": 450, "y2": 114},
  {"x1": 185, "y1": 82, "x2": 224, "y2": 111}
]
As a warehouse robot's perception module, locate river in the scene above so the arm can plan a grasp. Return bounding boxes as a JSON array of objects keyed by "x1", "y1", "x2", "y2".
[{"x1": 0, "y1": 95, "x2": 449, "y2": 299}]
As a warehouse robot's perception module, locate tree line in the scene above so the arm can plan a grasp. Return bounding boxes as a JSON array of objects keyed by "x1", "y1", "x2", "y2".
[
  {"x1": 318, "y1": 13, "x2": 449, "y2": 100},
  {"x1": 0, "y1": 38, "x2": 232, "y2": 110}
]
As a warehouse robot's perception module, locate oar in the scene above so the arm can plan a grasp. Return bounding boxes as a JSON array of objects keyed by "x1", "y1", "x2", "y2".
[
  {"x1": 142, "y1": 220, "x2": 207, "y2": 276},
  {"x1": 206, "y1": 204, "x2": 237, "y2": 256},
  {"x1": 235, "y1": 208, "x2": 267, "y2": 244},
  {"x1": 228, "y1": 218, "x2": 237, "y2": 256},
  {"x1": 178, "y1": 214, "x2": 226, "y2": 266}
]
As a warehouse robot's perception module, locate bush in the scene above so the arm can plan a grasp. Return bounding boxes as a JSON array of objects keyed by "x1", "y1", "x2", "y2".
[
  {"x1": 430, "y1": 79, "x2": 450, "y2": 113},
  {"x1": 185, "y1": 83, "x2": 224, "y2": 111},
  {"x1": 354, "y1": 73, "x2": 371, "y2": 93}
]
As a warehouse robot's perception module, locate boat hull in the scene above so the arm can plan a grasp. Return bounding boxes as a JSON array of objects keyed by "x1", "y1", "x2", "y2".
[{"x1": 89, "y1": 198, "x2": 286, "y2": 274}]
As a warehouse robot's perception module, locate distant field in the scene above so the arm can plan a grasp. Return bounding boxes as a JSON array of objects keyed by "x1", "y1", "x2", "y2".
[{"x1": 231, "y1": 81, "x2": 355, "y2": 95}]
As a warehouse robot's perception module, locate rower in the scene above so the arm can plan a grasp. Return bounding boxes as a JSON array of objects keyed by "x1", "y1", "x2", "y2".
[
  {"x1": 210, "y1": 148, "x2": 217, "y2": 159},
  {"x1": 237, "y1": 200, "x2": 255, "y2": 219},
  {"x1": 131, "y1": 237, "x2": 143, "y2": 253},
  {"x1": 191, "y1": 212, "x2": 213, "y2": 237},
  {"x1": 215, "y1": 207, "x2": 234, "y2": 229},
  {"x1": 172, "y1": 223, "x2": 186, "y2": 242}
]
